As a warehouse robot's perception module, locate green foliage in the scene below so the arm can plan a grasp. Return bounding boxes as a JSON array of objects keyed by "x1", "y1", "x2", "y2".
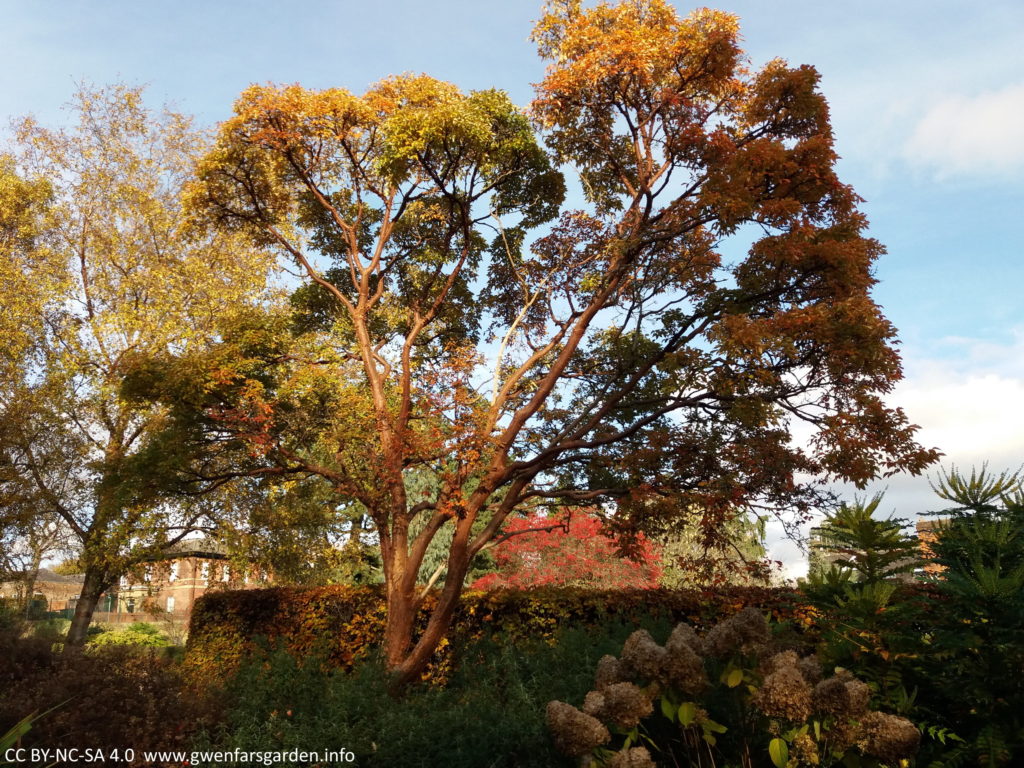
[
  {"x1": 802, "y1": 495, "x2": 924, "y2": 718},
  {"x1": 196, "y1": 621, "x2": 683, "y2": 768},
  {"x1": 31, "y1": 619, "x2": 71, "y2": 642},
  {"x1": 651, "y1": 507, "x2": 770, "y2": 589},
  {"x1": 0, "y1": 712, "x2": 35, "y2": 764},
  {"x1": 908, "y1": 468, "x2": 1024, "y2": 767},
  {"x1": 87, "y1": 622, "x2": 171, "y2": 648},
  {"x1": 809, "y1": 494, "x2": 919, "y2": 585}
]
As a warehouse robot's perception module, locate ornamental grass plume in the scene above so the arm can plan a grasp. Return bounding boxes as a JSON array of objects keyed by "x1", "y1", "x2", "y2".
[
  {"x1": 751, "y1": 654, "x2": 813, "y2": 722},
  {"x1": 546, "y1": 700, "x2": 611, "y2": 757},
  {"x1": 605, "y1": 746, "x2": 656, "y2": 768},
  {"x1": 859, "y1": 711, "x2": 921, "y2": 764},
  {"x1": 620, "y1": 629, "x2": 667, "y2": 680}
]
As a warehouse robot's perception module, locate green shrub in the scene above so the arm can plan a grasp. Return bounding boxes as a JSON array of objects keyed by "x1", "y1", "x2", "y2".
[
  {"x1": 804, "y1": 467, "x2": 1024, "y2": 766},
  {"x1": 31, "y1": 618, "x2": 71, "y2": 642},
  {"x1": 198, "y1": 619, "x2": 693, "y2": 768},
  {"x1": 87, "y1": 622, "x2": 171, "y2": 648}
]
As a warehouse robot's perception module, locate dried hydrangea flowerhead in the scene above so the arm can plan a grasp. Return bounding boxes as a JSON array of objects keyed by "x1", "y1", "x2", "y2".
[
  {"x1": 582, "y1": 690, "x2": 606, "y2": 717},
  {"x1": 596, "y1": 682, "x2": 654, "y2": 729},
  {"x1": 606, "y1": 746, "x2": 656, "y2": 768},
  {"x1": 859, "y1": 712, "x2": 921, "y2": 764},
  {"x1": 621, "y1": 629, "x2": 667, "y2": 680},
  {"x1": 752, "y1": 653, "x2": 813, "y2": 722},
  {"x1": 595, "y1": 654, "x2": 626, "y2": 690},
  {"x1": 732, "y1": 606, "x2": 770, "y2": 643},
  {"x1": 762, "y1": 650, "x2": 800, "y2": 675},
  {"x1": 829, "y1": 718, "x2": 864, "y2": 752},
  {"x1": 791, "y1": 732, "x2": 819, "y2": 766},
  {"x1": 797, "y1": 655, "x2": 823, "y2": 685},
  {"x1": 546, "y1": 700, "x2": 611, "y2": 757},
  {"x1": 662, "y1": 625, "x2": 708, "y2": 696},
  {"x1": 704, "y1": 607, "x2": 770, "y2": 658},
  {"x1": 666, "y1": 622, "x2": 705, "y2": 655},
  {"x1": 812, "y1": 672, "x2": 870, "y2": 718}
]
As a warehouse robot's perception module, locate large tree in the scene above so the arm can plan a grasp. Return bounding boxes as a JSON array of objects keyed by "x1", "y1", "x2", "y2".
[
  {"x1": 0, "y1": 86, "x2": 273, "y2": 646},
  {"x1": 176, "y1": 0, "x2": 937, "y2": 686}
]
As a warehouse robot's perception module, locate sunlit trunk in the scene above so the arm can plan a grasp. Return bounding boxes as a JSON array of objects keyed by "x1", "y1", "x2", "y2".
[{"x1": 64, "y1": 566, "x2": 107, "y2": 649}]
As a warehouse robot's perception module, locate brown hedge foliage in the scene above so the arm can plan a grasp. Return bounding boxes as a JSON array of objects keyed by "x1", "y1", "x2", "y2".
[
  {"x1": 185, "y1": 586, "x2": 816, "y2": 682},
  {"x1": 0, "y1": 629, "x2": 220, "y2": 755}
]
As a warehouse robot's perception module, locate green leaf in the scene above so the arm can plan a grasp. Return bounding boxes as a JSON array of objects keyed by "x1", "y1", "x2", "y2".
[
  {"x1": 813, "y1": 720, "x2": 821, "y2": 740},
  {"x1": 769, "y1": 737, "x2": 789, "y2": 768},
  {"x1": 660, "y1": 697, "x2": 677, "y2": 721},
  {"x1": 704, "y1": 719, "x2": 728, "y2": 734},
  {"x1": 678, "y1": 701, "x2": 697, "y2": 726},
  {"x1": 725, "y1": 668, "x2": 743, "y2": 687}
]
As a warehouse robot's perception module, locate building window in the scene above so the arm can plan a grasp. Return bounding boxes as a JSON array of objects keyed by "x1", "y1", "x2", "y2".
[
  {"x1": 119, "y1": 575, "x2": 128, "y2": 588},
  {"x1": 144, "y1": 565, "x2": 152, "y2": 583},
  {"x1": 126, "y1": 598, "x2": 135, "y2": 614},
  {"x1": 169, "y1": 562, "x2": 179, "y2": 583},
  {"x1": 200, "y1": 561, "x2": 210, "y2": 582},
  {"x1": 166, "y1": 596, "x2": 175, "y2": 613},
  {"x1": 221, "y1": 565, "x2": 230, "y2": 582}
]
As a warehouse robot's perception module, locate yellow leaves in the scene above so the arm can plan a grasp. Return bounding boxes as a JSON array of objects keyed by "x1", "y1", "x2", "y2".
[
  {"x1": 0, "y1": 157, "x2": 64, "y2": 380},
  {"x1": 534, "y1": 0, "x2": 741, "y2": 94},
  {"x1": 228, "y1": 83, "x2": 370, "y2": 152}
]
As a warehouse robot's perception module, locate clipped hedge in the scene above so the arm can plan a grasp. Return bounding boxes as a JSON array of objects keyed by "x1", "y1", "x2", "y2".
[{"x1": 185, "y1": 585, "x2": 816, "y2": 682}]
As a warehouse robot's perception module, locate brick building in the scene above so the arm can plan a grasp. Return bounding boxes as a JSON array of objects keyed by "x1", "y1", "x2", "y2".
[{"x1": 3, "y1": 538, "x2": 265, "y2": 624}]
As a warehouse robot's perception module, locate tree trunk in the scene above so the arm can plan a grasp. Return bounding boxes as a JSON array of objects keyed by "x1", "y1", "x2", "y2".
[
  {"x1": 387, "y1": 543, "x2": 472, "y2": 692},
  {"x1": 383, "y1": 583, "x2": 417, "y2": 672},
  {"x1": 64, "y1": 566, "x2": 107, "y2": 649},
  {"x1": 21, "y1": 553, "x2": 42, "y2": 618}
]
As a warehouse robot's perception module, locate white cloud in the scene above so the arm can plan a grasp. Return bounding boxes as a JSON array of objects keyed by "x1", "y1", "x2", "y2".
[{"x1": 903, "y1": 82, "x2": 1024, "y2": 179}]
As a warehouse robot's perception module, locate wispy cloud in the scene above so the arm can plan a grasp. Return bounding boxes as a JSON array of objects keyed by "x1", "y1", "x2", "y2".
[{"x1": 903, "y1": 82, "x2": 1024, "y2": 180}]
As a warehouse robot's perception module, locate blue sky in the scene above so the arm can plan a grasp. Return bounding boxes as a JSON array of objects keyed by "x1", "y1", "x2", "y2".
[{"x1": 4, "y1": 0, "x2": 1022, "y2": 574}]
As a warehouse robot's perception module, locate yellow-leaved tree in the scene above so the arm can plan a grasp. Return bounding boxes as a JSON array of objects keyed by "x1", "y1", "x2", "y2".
[{"x1": 0, "y1": 85, "x2": 275, "y2": 646}]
